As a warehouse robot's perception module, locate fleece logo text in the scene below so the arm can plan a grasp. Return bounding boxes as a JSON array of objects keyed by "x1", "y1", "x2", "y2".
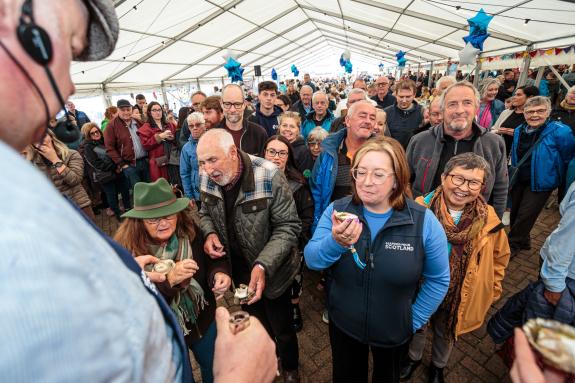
[{"x1": 385, "y1": 242, "x2": 414, "y2": 252}]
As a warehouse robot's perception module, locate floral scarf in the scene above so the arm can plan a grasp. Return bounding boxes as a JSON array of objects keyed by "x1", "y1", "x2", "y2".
[
  {"x1": 148, "y1": 234, "x2": 207, "y2": 335},
  {"x1": 428, "y1": 186, "x2": 488, "y2": 337}
]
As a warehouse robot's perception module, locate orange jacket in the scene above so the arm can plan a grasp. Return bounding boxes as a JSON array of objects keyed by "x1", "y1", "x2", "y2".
[{"x1": 416, "y1": 196, "x2": 511, "y2": 337}]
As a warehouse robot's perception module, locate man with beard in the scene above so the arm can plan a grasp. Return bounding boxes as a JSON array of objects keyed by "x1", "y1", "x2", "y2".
[
  {"x1": 197, "y1": 129, "x2": 302, "y2": 382},
  {"x1": 215, "y1": 84, "x2": 267, "y2": 156},
  {"x1": 310, "y1": 100, "x2": 376, "y2": 229},
  {"x1": 201, "y1": 96, "x2": 224, "y2": 130},
  {"x1": 407, "y1": 81, "x2": 508, "y2": 218}
]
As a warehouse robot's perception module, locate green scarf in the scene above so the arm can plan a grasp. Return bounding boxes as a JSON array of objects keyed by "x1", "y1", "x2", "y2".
[{"x1": 149, "y1": 234, "x2": 207, "y2": 335}]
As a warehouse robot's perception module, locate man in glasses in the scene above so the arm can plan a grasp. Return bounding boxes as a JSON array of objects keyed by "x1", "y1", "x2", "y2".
[
  {"x1": 215, "y1": 84, "x2": 267, "y2": 156},
  {"x1": 371, "y1": 76, "x2": 396, "y2": 109},
  {"x1": 407, "y1": 81, "x2": 508, "y2": 218}
]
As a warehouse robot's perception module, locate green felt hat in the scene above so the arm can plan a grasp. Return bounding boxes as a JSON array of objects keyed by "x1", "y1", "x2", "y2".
[{"x1": 122, "y1": 178, "x2": 189, "y2": 219}]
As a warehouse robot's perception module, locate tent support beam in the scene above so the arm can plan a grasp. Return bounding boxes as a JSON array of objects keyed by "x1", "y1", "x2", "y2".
[
  {"x1": 161, "y1": 81, "x2": 169, "y2": 107},
  {"x1": 517, "y1": 45, "x2": 533, "y2": 87},
  {"x1": 428, "y1": 61, "x2": 434, "y2": 88}
]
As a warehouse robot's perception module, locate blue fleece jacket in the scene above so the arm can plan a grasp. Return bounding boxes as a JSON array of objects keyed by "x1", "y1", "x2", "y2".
[{"x1": 179, "y1": 135, "x2": 200, "y2": 201}]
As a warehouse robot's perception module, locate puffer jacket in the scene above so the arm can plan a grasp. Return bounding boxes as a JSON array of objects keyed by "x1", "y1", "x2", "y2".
[
  {"x1": 511, "y1": 120, "x2": 575, "y2": 192},
  {"x1": 33, "y1": 150, "x2": 92, "y2": 209},
  {"x1": 383, "y1": 101, "x2": 424, "y2": 149},
  {"x1": 301, "y1": 109, "x2": 335, "y2": 141},
  {"x1": 487, "y1": 278, "x2": 575, "y2": 344},
  {"x1": 198, "y1": 151, "x2": 301, "y2": 299},
  {"x1": 418, "y1": 192, "x2": 511, "y2": 337}
]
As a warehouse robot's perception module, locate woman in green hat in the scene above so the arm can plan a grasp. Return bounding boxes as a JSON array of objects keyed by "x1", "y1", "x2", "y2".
[{"x1": 114, "y1": 178, "x2": 230, "y2": 383}]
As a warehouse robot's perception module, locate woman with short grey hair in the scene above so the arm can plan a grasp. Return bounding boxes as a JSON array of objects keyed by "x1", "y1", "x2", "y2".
[
  {"x1": 477, "y1": 77, "x2": 505, "y2": 129},
  {"x1": 508, "y1": 96, "x2": 575, "y2": 256}
]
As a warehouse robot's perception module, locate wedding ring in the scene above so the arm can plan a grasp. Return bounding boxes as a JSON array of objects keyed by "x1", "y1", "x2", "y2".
[{"x1": 229, "y1": 311, "x2": 251, "y2": 334}]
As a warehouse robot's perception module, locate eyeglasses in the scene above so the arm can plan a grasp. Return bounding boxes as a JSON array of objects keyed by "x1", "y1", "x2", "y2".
[
  {"x1": 144, "y1": 215, "x2": 177, "y2": 225},
  {"x1": 89, "y1": 130, "x2": 101, "y2": 136},
  {"x1": 150, "y1": 108, "x2": 163, "y2": 112},
  {"x1": 265, "y1": 148, "x2": 288, "y2": 158},
  {"x1": 447, "y1": 174, "x2": 483, "y2": 191},
  {"x1": 222, "y1": 102, "x2": 244, "y2": 110},
  {"x1": 376, "y1": 83, "x2": 389, "y2": 87},
  {"x1": 189, "y1": 123, "x2": 204, "y2": 128},
  {"x1": 308, "y1": 141, "x2": 320, "y2": 147},
  {"x1": 524, "y1": 109, "x2": 548, "y2": 116},
  {"x1": 351, "y1": 168, "x2": 394, "y2": 185}
]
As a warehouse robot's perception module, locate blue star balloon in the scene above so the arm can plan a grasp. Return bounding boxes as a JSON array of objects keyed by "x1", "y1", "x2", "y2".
[
  {"x1": 463, "y1": 8, "x2": 493, "y2": 51},
  {"x1": 463, "y1": 32, "x2": 490, "y2": 51},
  {"x1": 271, "y1": 68, "x2": 278, "y2": 81},
  {"x1": 396, "y1": 50, "x2": 407, "y2": 67},
  {"x1": 339, "y1": 54, "x2": 346, "y2": 67},
  {"x1": 344, "y1": 61, "x2": 353, "y2": 73},
  {"x1": 378, "y1": 62, "x2": 384, "y2": 70},
  {"x1": 224, "y1": 57, "x2": 244, "y2": 82},
  {"x1": 291, "y1": 64, "x2": 299, "y2": 77}
]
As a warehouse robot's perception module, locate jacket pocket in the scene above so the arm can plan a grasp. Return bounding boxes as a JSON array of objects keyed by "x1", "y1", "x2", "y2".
[{"x1": 241, "y1": 198, "x2": 268, "y2": 214}]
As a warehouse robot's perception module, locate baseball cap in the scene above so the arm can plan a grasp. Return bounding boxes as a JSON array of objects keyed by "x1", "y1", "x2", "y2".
[
  {"x1": 116, "y1": 99, "x2": 132, "y2": 108},
  {"x1": 76, "y1": 0, "x2": 119, "y2": 61}
]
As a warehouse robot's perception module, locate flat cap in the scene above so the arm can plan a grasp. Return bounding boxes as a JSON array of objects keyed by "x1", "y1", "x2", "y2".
[{"x1": 76, "y1": 0, "x2": 119, "y2": 61}]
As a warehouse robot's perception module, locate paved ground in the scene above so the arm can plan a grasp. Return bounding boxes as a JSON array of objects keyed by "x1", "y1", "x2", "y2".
[{"x1": 95, "y1": 198, "x2": 561, "y2": 383}]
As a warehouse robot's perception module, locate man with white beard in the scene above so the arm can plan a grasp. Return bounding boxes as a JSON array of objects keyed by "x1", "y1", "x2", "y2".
[{"x1": 406, "y1": 81, "x2": 508, "y2": 218}]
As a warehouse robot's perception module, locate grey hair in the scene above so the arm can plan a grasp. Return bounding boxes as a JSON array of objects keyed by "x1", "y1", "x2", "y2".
[
  {"x1": 199, "y1": 128, "x2": 235, "y2": 153},
  {"x1": 436, "y1": 75, "x2": 456, "y2": 90},
  {"x1": 479, "y1": 77, "x2": 501, "y2": 98},
  {"x1": 442, "y1": 152, "x2": 491, "y2": 183},
  {"x1": 300, "y1": 85, "x2": 313, "y2": 94},
  {"x1": 307, "y1": 126, "x2": 329, "y2": 142},
  {"x1": 439, "y1": 81, "x2": 480, "y2": 111},
  {"x1": 347, "y1": 88, "x2": 367, "y2": 104},
  {"x1": 347, "y1": 100, "x2": 376, "y2": 118},
  {"x1": 524, "y1": 96, "x2": 551, "y2": 111},
  {"x1": 187, "y1": 111, "x2": 205, "y2": 125},
  {"x1": 312, "y1": 91, "x2": 328, "y2": 103},
  {"x1": 221, "y1": 84, "x2": 244, "y2": 101}
]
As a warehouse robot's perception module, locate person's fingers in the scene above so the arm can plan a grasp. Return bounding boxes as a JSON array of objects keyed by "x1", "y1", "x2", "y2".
[
  {"x1": 513, "y1": 329, "x2": 543, "y2": 383},
  {"x1": 145, "y1": 271, "x2": 166, "y2": 283},
  {"x1": 134, "y1": 255, "x2": 159, "y2": 269},
  {"x1": 215, "y1": 307, "x2": 231, "y2": 336}
]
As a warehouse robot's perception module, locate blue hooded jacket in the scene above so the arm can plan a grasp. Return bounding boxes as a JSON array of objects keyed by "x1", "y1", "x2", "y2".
[
  {"x1": 179, "y1": 134, "x2": 200, "y2": 201},
  {"x1": 248, "y1": 103, "x2": 282, "y2": 137},
  {"x1": 309, "y1": 128, "x2": 347, "y2": 231},
  {"x1": 301, "y1": 109, "x2": 335, "y2": 141},
  {"x1": 511, "y1": 120, "x2": 575, "y2": 192}
]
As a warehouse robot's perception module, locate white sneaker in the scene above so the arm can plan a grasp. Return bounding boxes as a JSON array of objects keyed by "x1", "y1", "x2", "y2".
[
  {"x1": 502, "y1": 211, "x2": 510, "y2": 226},
  {"x1": 322, "y1": 309, "x2": 329, "y2": 324}
]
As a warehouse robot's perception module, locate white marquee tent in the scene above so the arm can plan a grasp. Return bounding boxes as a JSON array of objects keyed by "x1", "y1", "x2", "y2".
[{"x1": 70, "y1": 0, "x2": 575, "y2": 114}]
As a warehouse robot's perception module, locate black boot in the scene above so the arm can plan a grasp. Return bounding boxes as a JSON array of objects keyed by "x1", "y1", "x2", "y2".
[
  {"x1": 400, "y1": 356, "x2": 421, "y2": 381},
  {"x1": 292, "y1": 303, "x2": 303, "y2": 332},
  {"x1": 428, "y1": 364, "x2": 445, "y2": 383}
]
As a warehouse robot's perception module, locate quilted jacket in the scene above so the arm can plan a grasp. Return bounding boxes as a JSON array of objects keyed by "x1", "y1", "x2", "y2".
[{"x1": 198, "y1": 151, "x2": 301, "y2": 299}]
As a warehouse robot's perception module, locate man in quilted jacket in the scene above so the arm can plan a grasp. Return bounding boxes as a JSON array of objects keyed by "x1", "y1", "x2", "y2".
[{"x1": 197, "y1": 128, "x2": 302, "y2": 382}]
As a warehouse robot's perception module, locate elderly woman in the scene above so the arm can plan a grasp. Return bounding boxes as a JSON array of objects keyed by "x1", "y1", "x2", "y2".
[
  {"x1": 277, "y1": 111, "x2": 314, "y2": 178},
  {"x1": 263, "y1": 135, "x2": 314, "y2": 333},
  {"x1": 401, "y1": 152, "x2": 511, "y2": 383},
  {"x1": 180, "y1": 112, "x2": 206, "y2": 207},
  {"x1": 81, "y1": 122, "x2": 131, "y2": 220},
  {"x1": 306, "y1": 126, "x2": 329, "y2": 161},
  {"x1": 508, "y1": 96, "x2": 575, "y2": 256},
  {"x1": 304, "y1": 137, "x2": 450, "y2": 383},
  {"x1": 492, "y1": 85, "x2": 539, "y2": 157},
  {"x1": 114, "y1": 178, "x2": 228, "y2": 383},
  {"x1": 137, "y1": 101, "x2": 177, "y2": 182},
  {"x1": 477, "y1": 78, "x2": 505, "y2": 130},
  {"x1": 26, "y1": 130, "x2": 94, "y2": 220}
]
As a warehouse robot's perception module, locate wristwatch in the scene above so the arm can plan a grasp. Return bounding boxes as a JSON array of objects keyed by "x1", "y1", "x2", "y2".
[{"x1": 50, "y1": 161, "x2": 64, "y2": 169}]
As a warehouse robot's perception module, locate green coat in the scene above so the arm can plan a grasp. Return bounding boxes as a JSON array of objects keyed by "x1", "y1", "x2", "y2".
[{"x1": 199, "y1": 151, "x2": 301, "y2": 299}]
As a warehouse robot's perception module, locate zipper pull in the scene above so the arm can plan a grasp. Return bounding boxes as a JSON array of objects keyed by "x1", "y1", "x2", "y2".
[{"x1": 370, "y1": 253, "x2": 374, "y2": 269}]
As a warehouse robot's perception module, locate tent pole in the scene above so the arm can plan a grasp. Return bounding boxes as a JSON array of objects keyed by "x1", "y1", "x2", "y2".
[
  {"x1": 101, "y1": 84, "x2": 112, "y2": 107},
  {"x1": 161, "y1": 81, "x2": 169, "y2": 107},
  {"x1": 535, "y1": 66, "x2": 545, "y2": 88},
  {"x1": 196, "y1": 78, "x2": 201, "y2": 92},
  {"x1": 428, "y1": 61, "x2": 434, "y2": 88},
  {"x1": 517, "y1": 45, "x2": 533, "y2": 87}
]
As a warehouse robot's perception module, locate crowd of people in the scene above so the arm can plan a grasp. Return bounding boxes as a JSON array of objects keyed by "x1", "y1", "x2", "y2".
[{"x1": 3, "y1": 1, "x2": 575, "y2": 383}]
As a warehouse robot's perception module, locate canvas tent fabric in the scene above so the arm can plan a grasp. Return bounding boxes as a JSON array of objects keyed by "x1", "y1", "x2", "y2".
[{"x1": 71, "y1": 0, "x2": 575, "y2": 94}]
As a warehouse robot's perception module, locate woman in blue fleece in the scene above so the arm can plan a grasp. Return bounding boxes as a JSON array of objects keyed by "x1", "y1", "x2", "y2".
[{"x1": 304, "y1": 137, "x2": 450, "y2": 383}]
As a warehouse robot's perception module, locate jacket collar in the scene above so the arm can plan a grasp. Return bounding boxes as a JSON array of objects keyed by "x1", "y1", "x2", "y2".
[
  {"x1": 393, "y1": 101, "x2": 420, "y2": 116},
  {"x1": 238, "y1": 150, "x2": 255, "y2": 194}
]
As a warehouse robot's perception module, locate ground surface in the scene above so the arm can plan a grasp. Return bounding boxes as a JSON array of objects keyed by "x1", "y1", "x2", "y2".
[{"x1": 96, "y1": 199, "x2": 561, "y2": 383}]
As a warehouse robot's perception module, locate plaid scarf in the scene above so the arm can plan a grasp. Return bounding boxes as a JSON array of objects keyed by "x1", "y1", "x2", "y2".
[
  {"x1": 148, "y1": 234, "x2": 207, "y2": 335},
  {"x1": 428, "y1": 186, "x2": 488, "y2": 337}
]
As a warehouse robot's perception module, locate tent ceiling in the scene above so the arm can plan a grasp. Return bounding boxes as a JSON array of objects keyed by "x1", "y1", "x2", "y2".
[{"x1": 71, "y1": 0, "x2": 575, "y2": 89}]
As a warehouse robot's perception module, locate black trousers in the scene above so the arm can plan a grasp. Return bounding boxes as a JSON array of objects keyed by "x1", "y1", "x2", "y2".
[
  {"x1": 508, "y1": 181, "x2": 552, "y2": 249},
  {"x1": 329, "y1": 321, "x2": 409, "y2": 383},
  {"x1": 243, "y1": 288, "x2": 299, "y2": 371}
]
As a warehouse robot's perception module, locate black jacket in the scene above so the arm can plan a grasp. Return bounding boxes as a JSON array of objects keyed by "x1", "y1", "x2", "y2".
[
  {"x1": 215, "y1": 119, "x2": 267, "y2": 157},
  {"x1": 288, "y1": 179, "x2": 314, "y2": 250},
  {"x1": 83, "y1": 139, "x2": 116, "y2": 172},
  {"x1": 551, "y1": 107, "x2": 575, "y2": 134},
  {"x1": 371, "y1": 93, "x2": 396, "y2": 110},
  {"x1": 291, "y1": 137, "x2": 314, "y2": 178},
  {"x1": 384, "y1": 101, "x2": 424, "y2": 149},
  {"x1": 487, "y1": 278, "x2": 575, "y2": 344},
  {"x1": 290, "y1": 100, "x2": 312, "y2": 121}
]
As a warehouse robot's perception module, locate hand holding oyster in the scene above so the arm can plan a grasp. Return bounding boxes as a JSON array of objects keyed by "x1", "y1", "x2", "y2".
[{"x1": 523, "y1": 318, "x2": 575, "y2": 374}]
